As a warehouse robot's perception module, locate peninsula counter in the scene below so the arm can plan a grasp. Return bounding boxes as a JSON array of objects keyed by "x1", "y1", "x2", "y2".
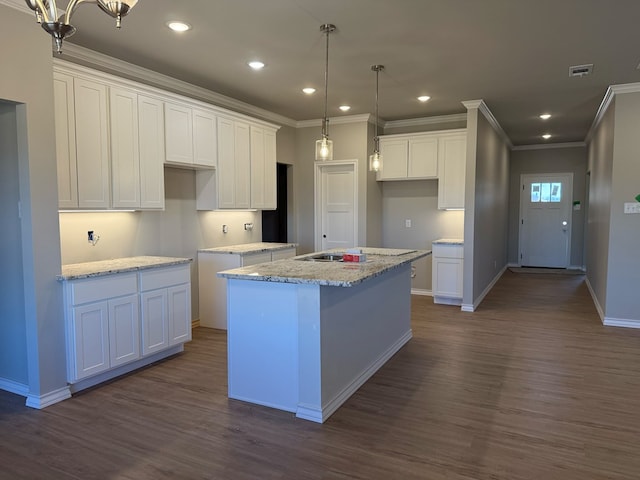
[{"x1": 218, "y1": 248, "x2": 430, "y2": 423}]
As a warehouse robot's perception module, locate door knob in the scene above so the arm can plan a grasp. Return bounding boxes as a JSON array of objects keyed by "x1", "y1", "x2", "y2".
[{"x1": 323, "y1": 234, "x2": 327, "y2": 238}]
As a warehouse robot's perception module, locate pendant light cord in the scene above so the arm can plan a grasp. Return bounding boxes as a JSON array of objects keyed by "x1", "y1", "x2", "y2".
[{"x1": 321, "y1": 24, "x2": 335, "y2": 138}]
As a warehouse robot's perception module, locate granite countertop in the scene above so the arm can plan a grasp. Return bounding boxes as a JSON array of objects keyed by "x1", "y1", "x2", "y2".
[
  {"x1": 58, "y1": 256, "x2": 192, "y2": 281},
  {"x1": 217, "y1": 247, "x2": 431, "y2": 287},
  {"x1": 198, "y1": 242, "x2": 298, "y2": 256},
  {"x1": 432, "y1": 238, "x2": 464, "y2": 245}
]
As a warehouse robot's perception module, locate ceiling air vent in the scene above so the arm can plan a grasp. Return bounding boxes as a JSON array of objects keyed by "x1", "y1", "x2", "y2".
[{"x1": 569, "y1": 64, "x2": 593, "y2": 78}]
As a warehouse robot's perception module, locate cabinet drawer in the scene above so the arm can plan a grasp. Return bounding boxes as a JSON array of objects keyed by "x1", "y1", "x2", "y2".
[
  {"x1": 271, "y1": 248, "x2": 296, "y2": 261},
  {"x1": 71, "y1": 273, "x2": 137, "y2": 305},
  {"x1": 432, "y1": 244, "x2": 464, "y2": 259},
  {"x1": 139, "y1": 265, "x2": 190, "y2": 291}
]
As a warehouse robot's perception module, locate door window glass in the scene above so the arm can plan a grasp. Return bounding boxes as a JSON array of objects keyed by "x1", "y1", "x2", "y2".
[
  {"x1": 531, "y1": 182, "x2": 562, "y2": 203},
  {"x1": 531, "y1": 183, "x2": 541, "y2": 202}
]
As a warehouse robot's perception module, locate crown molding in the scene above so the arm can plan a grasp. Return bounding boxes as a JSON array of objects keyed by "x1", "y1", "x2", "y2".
[
  {"x1": 384, "y1": 113, "x2": 467, "y2": 129},
  {"x1": 59, "y1": 43, "x2": 297, "y2": 128},
  {"x1": 0, "y1": 0, "x2": 31, "y2": 14},
  {"x1": 296, "y1": 114, "x2": 372, "y2": 128},
  {"x1": 462, "y1": 99, "x2": 513, "y2": 149},
  {"x1": 512, "y1": 141, "x2": 586, "y2": 151},
  {"x1": 585, "y1": 82, "x2": 640, "y2": 144}
]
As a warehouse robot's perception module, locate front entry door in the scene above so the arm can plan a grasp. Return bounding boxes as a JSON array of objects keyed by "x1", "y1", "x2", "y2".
[
  {"x1": 519, "y1": 173, "x2": 573, "y2": 268},
  {"x1": 315, "y1": 161, "x2": 357, "y2": 251}
]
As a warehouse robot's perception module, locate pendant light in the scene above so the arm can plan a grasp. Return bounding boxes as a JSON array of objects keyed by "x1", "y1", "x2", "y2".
[
  {"x1": 369, "y1": 65, "x2": 385, "y2": 172},
  {"x1": 315, "y1": 24, "x2": 336, "y2": 161}
]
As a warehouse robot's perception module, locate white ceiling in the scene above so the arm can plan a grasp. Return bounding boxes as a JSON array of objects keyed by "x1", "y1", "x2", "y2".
[{"x1": 17, "y1": 0, "x2": 640, "y2": 145}]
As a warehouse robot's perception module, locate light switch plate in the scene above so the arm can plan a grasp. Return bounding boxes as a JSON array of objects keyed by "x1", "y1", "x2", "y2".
[{"x1": 623, "y1": 202, "x2": 640, "y2": 214}]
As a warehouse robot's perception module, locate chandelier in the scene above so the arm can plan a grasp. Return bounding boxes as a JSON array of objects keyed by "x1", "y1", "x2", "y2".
[{"x1": 25, "y1": 0, "x2": 139, "y2": 54}]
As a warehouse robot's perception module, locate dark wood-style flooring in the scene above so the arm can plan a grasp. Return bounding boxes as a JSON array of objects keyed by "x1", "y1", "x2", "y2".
[{"x1": 2, "y1": 271, "x2": 640, "y2": 479}]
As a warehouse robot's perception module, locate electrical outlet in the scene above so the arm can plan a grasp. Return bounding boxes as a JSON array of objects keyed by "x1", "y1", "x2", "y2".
[
  {"x1": 405, "y1": 219, "x2": 412, "y2": 228},
  {"x1": 244, "y1": 223, "x2": 254, "y2": 231},
  {"x1": 222, "y1": 224, "x2": 228, "y2": 234},
  {"x1": 88, "y1": 231, "x2": 94, "y2": 242},
  {"x1": 624, "y1": 202, "x2": 640, "y2": 214}
]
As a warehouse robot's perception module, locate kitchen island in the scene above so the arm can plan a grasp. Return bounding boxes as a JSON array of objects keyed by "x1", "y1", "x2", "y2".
[{"x1": 217, "y1": 247, "x2": 430, "y2": 423}]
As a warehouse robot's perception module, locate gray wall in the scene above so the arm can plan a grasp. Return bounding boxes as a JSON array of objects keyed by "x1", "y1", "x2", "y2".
[
  {"x1": 586, "y1": 101, "x2": 615, "y2": 316},
  {"x1": 294, "y1": 121, "x2": 380, "y2": 254},
  {"x1": 463, "y1": 107, "x2": 510, "y2": 307},
  {"x1": 59, "y1": 167, "x2": 263, "y2": 321},
  {"x1": 508, "y1": 146, "x2": 588, "y2": 267},
  {"x1": 0, "y1": 4, "x2": 67, "y2": 398},
  {"x1": 0, "y1": 102, "x2": 28, "y2": 386},
  {"x1": 602, "y1": 92, "x2": 640, "y2": 321}
]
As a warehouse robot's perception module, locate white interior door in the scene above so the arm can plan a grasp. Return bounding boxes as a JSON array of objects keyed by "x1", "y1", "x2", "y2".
[
  {"x1": 315, "y1": 162, "x2": 358, "y2": 251},
  {"x1": 519, "y1": 173, "x2": 573, "y2": 268}
]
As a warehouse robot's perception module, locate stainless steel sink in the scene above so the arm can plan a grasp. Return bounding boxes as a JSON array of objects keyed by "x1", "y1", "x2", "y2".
[{"x1": 297, "y1": 253, "x2": 343, "y2": 262}]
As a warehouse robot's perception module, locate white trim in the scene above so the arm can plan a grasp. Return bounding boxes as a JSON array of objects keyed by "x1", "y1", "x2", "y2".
[
  {"x1": 297, "y1": 114, "x2": 372, "y2": 129},
  {"x1": 0, "y1": 377, "x2": 29, "y2": 397},
  {"x1": 603, "y1": 318, "x2": 640, "y2": 329},
  {"x1": 585, "y1": 83, "x2": 640, "y2": 144},
  {"x1": 384, "y1": 113, "x2": 467, "y2": 130},
  {"x1": 296, "y1": 330, "x2": 412, "y2": 423},
  {"x1": 314, "y1": 160, "x2": 359, "y2": 252},
  {"x1": 462, "y1": 99, "x2": 513, "y2": 149},
  {"x1": 512, "y1": 142, "x2": 586, "y2": 151},
  {"x1": 460, "y1": 265, "x2": 507, "y2": 312},
  {"x1": 25, "y1": 386, "x2": 72, "y2": 409},
  {"x1": 58, "y1": 44, "x2": 296, "y2": 128},
  {"x1": 0, "y1": 0, "x2": 31, "y2": 14},
  {"x1": 411, "y1": 288, "x2": 431, "y2": 296},
  {"x1": 585, "y1": 276, "x2": 605, "y2": 321}
]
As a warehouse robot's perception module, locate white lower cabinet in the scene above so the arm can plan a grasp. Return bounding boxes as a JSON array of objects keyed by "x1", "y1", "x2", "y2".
[
  {"x1": 63, "y1": 264, "x2": 191, "y2": 387},
  {"x1": 432, "y1": 242, "x2": 464, "y2": 305},
  {"x1": 198, "y1": 246, "x2": 296, "y2": 329}
]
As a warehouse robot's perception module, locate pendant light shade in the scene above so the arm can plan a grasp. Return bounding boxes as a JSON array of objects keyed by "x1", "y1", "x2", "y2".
[
  {"x1": 369, "y1": 65, "x2": 385, "y2": 172},
  {"x1": 316, "y1": 23, "x2": 336, "y2": 161}
]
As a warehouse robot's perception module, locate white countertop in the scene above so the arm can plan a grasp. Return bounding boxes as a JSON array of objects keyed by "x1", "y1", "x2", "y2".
[
  {"x1": 432, "y1": 238, "x2": 464, "y2": 245},
  {"x1": 58, "y1": 256, "x2": 192, "y2": 281},
  {"x1": 198, "y1": 242, "x2": 298, "y2": 256},
  {"x1": 217, "y1": 247, "x2": 431, "y2": 287}
]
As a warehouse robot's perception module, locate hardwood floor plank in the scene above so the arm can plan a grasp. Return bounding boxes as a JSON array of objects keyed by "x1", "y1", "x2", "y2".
[{"x1": 1, "y1": 271, "x2": 640, "y2": 479}]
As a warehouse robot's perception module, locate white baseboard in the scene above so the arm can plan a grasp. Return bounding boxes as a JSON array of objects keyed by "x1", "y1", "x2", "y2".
[
  {"x1": 603, "y1": 317, "x2": 640, "y2": 329},
  {"x1": 0, "y1": 378, "x2": 29, "y2": 397},
  {"x1": 461, "y1": 265, "x2": 507, "y2": 312},
  {"x1": 296, "y1": 330, "x2": 413, "y2": 424},
  {"x1": 411, "y1": 288, "x2": 432, "y2": 296},
  {"x1": 585, "y1": 276, "x2": 604, "y2": 322},
  {"x1": 26, "y1": 386, "x2": 71, "y2": 409}
]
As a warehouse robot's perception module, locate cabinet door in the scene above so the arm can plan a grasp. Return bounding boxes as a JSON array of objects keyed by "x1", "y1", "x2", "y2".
[
  {"x1": 438, "y1": 134, "x2": 467, "y2": 209},
  {"x1": 74, "y1": 77, "x2": 110, "y2": 208},
  {"x1": 72, "y1": 301, "x2": 110, "y2": 381},
  {"x1": 140, "y1": 289, "x2": 169, "y2": 356},
  {"x1": 432, "y1": 257, "x2": 463, "y2": 298},
  {"x1": 217, "y1": 117, "x2": 236, "y2": 208},
  {"x1": 110, "y1": 87, "x2": 140, "y2": 208},
  {"x1": 242, "y1": 251, "x2": 273, "y2": 266},
  {"x1": 250, "y1": 127, "x2": 277, "y2": 210},
  {"x1": 53, "y1": 72, "x2": 78, "y2": 208},
  {"x1": 193, "y1": 108, "x2": 217, "y2": 167},
  {"x1": 108, "y1": 294, "x2": 140, "y2": 367},
  {"x1": 168, "y1": 284, "x2": 191, "y2": 346},
  {"x1": 409, "y1": 136, "x2": 438, "y2": 178},
  {"x1": 138, "y1": 95, "x2": 166, "y2": 210},
  {"x1": 234, "y1": 121, "x2": 251, "y2": 209},
  {"x1": 164, "y1": 102, "x2": 193, "y2": 165},
  {"x1": 378, "y1": 139, "x2": 408, "y2": 180}
]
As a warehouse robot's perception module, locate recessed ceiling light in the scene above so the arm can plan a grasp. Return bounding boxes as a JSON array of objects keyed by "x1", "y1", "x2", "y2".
[
  {"x1": 302, "y1": 87, "x2": 316, "y2": 95},
  {"x1": 248, "y1": 61, "x2": 265, "y2": 70},
  {"x1": 417, "y1": 95, "x2": 431, "y2": 102},
  {"x1": 339, "y1": 105, "x2": 351, "y2": 112},
  {"x1": 539, "y1": 113, "x2": 552, "y2": 120},
  {"x1": 166, "y1": 21, "x2": 191, "y2": 32},
  {"x1": 542, "y1": 134, "x2": 552, "y2": 140}
]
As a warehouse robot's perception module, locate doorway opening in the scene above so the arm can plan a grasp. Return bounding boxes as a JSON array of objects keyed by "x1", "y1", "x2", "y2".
[{"x1": 262, "y1": 163, "x2": 289, "y2": 243}]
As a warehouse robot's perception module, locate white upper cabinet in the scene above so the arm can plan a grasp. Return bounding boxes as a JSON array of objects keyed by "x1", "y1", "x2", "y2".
[
  {"x1": 437, "y1": 132, "x2": 467, "y2": 209},
  {"x1": 250, "y1": 126, "x2": 277, "y2": 209},
  {"x1": 110, "y1": 87, "x2": 141, "y2": 209},
  {"x1": 164, "y1": 102, "x2": 216, "y2": 168},
  {"x1": 378, "y1": 132, "x2": 440, "y2": 181},
  {"x1": 408, "y1": 135, "x2": 438, "y2": 178},
  {"x1": 138, "y1": 95, "x2": 166, "y2": 210},
  {"x1": 73, "y1": 77, "x2": 111, "y2": 209},
  {"x1": 53, "y1": 72, "x2": 78, "y2": 209}
]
